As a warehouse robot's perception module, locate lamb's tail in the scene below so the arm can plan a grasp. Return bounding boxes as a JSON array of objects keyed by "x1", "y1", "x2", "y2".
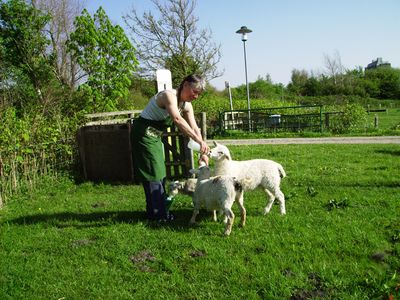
[
  {"x1": 233, "y1": 178, "x2": 243, "y2": 193},
  {"x1": 233, "y1": 177, "x2": 252, "y2": 193},
  {"x1": 278, "y1": 164, "x2": 286, "y2": 178}
]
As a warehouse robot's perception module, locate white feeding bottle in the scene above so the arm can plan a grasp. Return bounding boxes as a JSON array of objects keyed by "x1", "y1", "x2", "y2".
[{"x1": 187, "y1": 138, "x2": 201, "y2": 152}]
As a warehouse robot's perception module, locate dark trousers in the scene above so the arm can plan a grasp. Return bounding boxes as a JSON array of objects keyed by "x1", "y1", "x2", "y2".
[{"x1": 142, "y1": 179, "x2": 167, "y2": 220}]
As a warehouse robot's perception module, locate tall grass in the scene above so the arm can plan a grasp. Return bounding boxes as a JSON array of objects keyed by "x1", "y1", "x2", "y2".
[{"x1": 1, "y1": 144, "x2": 399, "y2": 299}]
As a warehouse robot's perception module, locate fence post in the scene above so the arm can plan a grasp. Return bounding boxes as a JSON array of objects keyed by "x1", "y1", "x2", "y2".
[
  {"x1": 374, "y1": 114, "x2": 379, "y2": 128},
  {"x1": 319, "y1": 106, "x2": 323, "y2": 132},
  {"x1": 325, "y1": 113, "x2": 330, "y2": 130},
  {"x1": 200, "y1": 112, "x2": 207, "y2": 140}
]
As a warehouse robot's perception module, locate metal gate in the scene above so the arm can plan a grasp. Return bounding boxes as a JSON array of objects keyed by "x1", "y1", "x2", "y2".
[{"x1": 219, "y1": 105, "x2": 323, "y2": 133}]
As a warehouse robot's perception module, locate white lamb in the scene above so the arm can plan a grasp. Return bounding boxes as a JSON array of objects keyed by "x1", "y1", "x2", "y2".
[
  {"x1": 209, "y1": 141, "x2": 287, "y2": 215},
  {"x1": 189, "y1": 162, "x2": 246, "y2": 236},
  {"x1": 169, "y1": 178, "x2": 197, "y2": 197}
]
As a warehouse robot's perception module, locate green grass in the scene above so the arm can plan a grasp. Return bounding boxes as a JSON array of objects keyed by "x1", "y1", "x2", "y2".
[
  {"x1": 1, "y1": 144, "x2": 400, "y2": 299},
  {"x1": 367, "y1": 108, "x2": 400, "y2": 132}
]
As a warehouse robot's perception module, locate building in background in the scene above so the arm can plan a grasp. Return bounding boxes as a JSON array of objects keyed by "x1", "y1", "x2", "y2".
[{"x1": 365, "y1": 57, "x2": 391, "y2": 70}]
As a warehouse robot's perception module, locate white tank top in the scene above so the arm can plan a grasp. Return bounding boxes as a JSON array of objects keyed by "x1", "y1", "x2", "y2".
[{"x1": 140, "y1": 90, "x2": 185, "y2": 121}]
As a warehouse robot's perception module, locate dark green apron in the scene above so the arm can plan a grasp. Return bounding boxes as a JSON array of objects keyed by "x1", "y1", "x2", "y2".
[{"x1": 131, "y1": 116, "x2": 173, "y2": 182}]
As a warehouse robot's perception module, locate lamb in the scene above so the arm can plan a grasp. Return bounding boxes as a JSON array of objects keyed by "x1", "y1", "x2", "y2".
[
  {"x1": 169, "y1": 178, "x2": 197, "y2": 197},
  {"x1": 209, "y1": 141, "x2": 287, "y2": 215},
  {"x1": 189, "y1": 162, "x2": 246, "y2": 236}
]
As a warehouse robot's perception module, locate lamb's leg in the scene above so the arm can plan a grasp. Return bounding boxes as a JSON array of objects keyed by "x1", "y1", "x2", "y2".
[
  {"x1": 211, "y1": 210, "x2": 217, "y2": 222},
  {"x1": 223, "y1": 209, "x2": 235, "y2": 236},
  {"x1": 190, "y1": 200, "x2": 201, "y2": 224},
  {"x1": 276, "y1": 189, "x2": 286, "y2": 215},
  {"x1": 220, "y1": 210, "x2": 228, "y2": 224},
  {"x1": 236, "y1": 192, "x2": 246, "y2": 227},
  {"x1": 263, "y1": 189, "x2": 275, "y2": 215},
  {"x1": 189, "y1": 209, "x2": 199, "y2": 224}
]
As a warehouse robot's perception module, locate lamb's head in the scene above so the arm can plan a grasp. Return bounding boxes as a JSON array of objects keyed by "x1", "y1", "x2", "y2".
[
  {"x1": 189, "y1": 161, "x2": 211, "y2": 180},
  {"x1": 169, "y1": 181, "x2": 184, "y2": 197},
  {"x1": 209, "y1": 141, "x2": 232, "y2": 161}
]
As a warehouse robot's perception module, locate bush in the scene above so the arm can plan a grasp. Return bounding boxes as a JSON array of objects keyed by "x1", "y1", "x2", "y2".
[
  {"x1": 330, "y1": 103, "x2": 368, "y2": 133},
  {"x1": 0, "y1": 107, "x2": 80, "y2": 202}
]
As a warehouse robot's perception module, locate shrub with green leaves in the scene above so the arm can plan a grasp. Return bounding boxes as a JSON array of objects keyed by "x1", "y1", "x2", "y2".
[
  {"x1": 329, "y1": 103, "x2": 368, "y2": 133},
  {"x1": 0, "y1": 107, "x2": 79, "y2": 202}
]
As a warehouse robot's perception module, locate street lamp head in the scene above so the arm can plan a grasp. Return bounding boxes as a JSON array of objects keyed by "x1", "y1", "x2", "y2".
[{"x1": 236, "y1": 26, "x2": 252, "y2": 41}]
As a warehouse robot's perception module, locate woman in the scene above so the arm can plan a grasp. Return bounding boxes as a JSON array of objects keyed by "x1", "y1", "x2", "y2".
[{"x1": 131, "y1": 74, "x2": 210, "y2": 221}]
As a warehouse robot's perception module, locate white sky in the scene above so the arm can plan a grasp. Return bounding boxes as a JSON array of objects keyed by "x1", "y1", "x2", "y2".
[{"x1": 86, "y1": 0, "x2": 400, "y2": 90}]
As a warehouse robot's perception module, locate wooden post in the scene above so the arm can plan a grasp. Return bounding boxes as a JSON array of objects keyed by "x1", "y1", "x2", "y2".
[
  {"x1": 374, "y1": 114, "x2": 379, "y2": 128},
  {"x1": 200, "y1": 112, "x2": 207, "y2": 140}
]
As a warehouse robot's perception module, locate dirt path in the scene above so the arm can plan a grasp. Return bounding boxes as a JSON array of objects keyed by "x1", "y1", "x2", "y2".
[{"x1": 211, "y1": 136, "x2": 400, "y2": 145}]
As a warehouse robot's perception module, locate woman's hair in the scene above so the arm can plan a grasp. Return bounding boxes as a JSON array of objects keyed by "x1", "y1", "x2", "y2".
[{"x1": 177, "y1": 74, "x2": 206, "y2": 101}]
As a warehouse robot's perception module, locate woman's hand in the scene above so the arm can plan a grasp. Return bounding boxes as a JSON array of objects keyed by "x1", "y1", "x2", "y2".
[
  {"x1": 199, "y1": 141, "x2": 210, "y2": 156},
  {"x1": 199, "y1": 154, "x2": 209, "y2": 166}
]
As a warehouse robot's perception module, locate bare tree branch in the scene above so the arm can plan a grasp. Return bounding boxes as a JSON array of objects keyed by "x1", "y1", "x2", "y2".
[
  {"x1": 324, "y1": 50, "x2": 345, "y2": 86},
  {"x1": 31, "y1": 0, "x2": 85, "y2": 88},
  {"x1": 123, "y1": 0, "x2": 222, "y2": 84}
]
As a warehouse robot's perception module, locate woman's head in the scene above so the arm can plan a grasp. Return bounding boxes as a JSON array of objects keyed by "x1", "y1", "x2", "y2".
[{"x1": 178, "y1": 74, "x2": 206, "y2": 102}]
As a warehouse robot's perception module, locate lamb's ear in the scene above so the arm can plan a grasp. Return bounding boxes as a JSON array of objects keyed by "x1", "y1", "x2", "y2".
[
  {"x1": 225, "y1": 152, "x2": 232, "y2": 160},
  {"x1": 221, "y1": 148, "x2": 232, "y2": 160},
  {"x1": 213, "y1": 141, "x2": 218, "y2": 146}
]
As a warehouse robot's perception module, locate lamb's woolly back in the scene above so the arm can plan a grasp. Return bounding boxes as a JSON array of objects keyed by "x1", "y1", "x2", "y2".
[
  {"x1": 211, "y1": 147, "x2": 285, "y2": 191},
  {"x1": 209, "y1": 142, "x2": 287, "y2": 215}
]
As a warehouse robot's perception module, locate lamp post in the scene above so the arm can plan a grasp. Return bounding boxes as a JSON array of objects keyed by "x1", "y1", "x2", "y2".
[{"x1": 236, "y1": 25, "x2": 252, "y2": 131}]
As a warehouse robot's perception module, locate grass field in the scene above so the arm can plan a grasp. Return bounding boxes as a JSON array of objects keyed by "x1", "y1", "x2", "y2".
[
  {"x1": 367, "y1": 108, "x2": 400, "y2": 132},
  {"x1": 1, "y1": 144, "x2": 400, "y2": 299}
]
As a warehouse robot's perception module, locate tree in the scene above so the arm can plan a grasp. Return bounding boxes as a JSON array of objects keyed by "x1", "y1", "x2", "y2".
[
  {"x1": 31, "y1": 0, "x2": 85, "y2": 88},
  {"x1": 324, "y1": 50, "x2": 345, "y2": 86},
  {"x1": 365, "y1": 67, "x2": 400, "y2": 99},
  {"x1": 304, "y1": 77, "x2": 322, "y2": 96},
  {"x1": 0, "y1": 0, "x2": 54, "y2": 109},
  {"x1": 123, "y1": 0, "x2": 222, "y2": 86},
  {"x1": 287, "y1": 69, "x2": 309, "y2": 96},
  {"x1": 67, "y1": 7, "x2": 138, "y2": 112}
]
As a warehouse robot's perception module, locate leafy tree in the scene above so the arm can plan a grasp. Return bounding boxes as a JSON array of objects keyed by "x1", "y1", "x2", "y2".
[
  {"x1": 340, "y1": 68, "x2": 367, "y2": 97},
  {"x1": 229, "y1": 75, "x2": 284, "y2": 102},
  {"x1": 67, "y1": 7, "x2": 138, "y2": 112},
  {"x1": 0, "y1": 0, "x2": 54, "y2": 110},
  {"x1": 123, "y1": 0, "x2": 222, "y2": 86},
  {"x1": 287, "y1": 69, "x2": 309, "y2": 96},
  {"x1": 304, "y1": 77, "x2": 322, "y2": 96},
  {"x1": 365, "y1": 67, "x2": 400, "y2": 99}
]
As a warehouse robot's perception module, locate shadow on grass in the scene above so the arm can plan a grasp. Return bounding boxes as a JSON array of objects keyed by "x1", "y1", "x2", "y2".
[
  {"x1": 6, "y1": 209, "x2": 200, "y2": 231},
  {"x1": 375, "y1": 149, "x2": 400, "y2": 156}
]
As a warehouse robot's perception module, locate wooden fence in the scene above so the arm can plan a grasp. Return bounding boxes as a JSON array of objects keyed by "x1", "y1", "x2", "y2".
[{"x1": 77, "y1": 111, "x2": 205, "y2": 183}]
